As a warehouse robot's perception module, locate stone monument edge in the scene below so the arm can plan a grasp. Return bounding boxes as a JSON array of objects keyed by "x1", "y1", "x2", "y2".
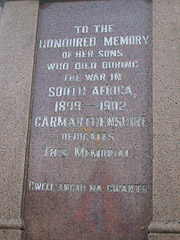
[
  {"x1": 0, "y1": 1, "x2": 39, "y2": 240},
  {"x1": 0, "y1": 0, "x2": 180, "y2": 239}
]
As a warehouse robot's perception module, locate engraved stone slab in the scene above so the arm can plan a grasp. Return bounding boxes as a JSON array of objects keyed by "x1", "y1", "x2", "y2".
[{"x1": 24, "y1": 0, "x2": 152, "y2": 239}]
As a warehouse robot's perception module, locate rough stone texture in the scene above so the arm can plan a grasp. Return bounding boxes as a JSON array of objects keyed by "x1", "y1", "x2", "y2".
[
  {"x1": 148, "y1": 0, "x2": 180, "y2": 238},
  {"x1": 151, "y1": 0, "x2": 180, "y2": 222},
  {"x1": 0, "y1": 230, "x2": 24, "y2": 240},
  {"x1": 149, "y1": 222, "x2": 180, "y2": 234},
  {"x1": 149, "y1": 234, "x2": 180, "y2": 240},
  {"x1": 0, "y1": 0, "x2": 39, "y2": 238}
]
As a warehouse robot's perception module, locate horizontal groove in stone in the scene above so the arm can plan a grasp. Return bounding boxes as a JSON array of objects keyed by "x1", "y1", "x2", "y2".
[
  {"x1": 0, "y1": 218, "x2": 24, "y2": 230},
  {"x1": 149, "y1": 222, "x2": 180, "y2": 234}
]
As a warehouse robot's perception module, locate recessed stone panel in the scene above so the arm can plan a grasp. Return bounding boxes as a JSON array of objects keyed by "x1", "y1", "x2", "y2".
[{"x1": 24, "y1": 1, "x2": 152, "y2": 239}]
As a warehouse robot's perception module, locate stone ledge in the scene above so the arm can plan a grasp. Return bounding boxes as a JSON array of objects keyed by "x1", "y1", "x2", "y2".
[
  {"x1": 0, "y1": 229, "x2": 24, "y2": 240},
  {"x1": 148, "y1": 233, "x2": 180, "y2": 240},
  {"x1": 0, "y1": 218, "x2": 24, "y2": 230},
  {"x1": 149, "y1": 222, "x2": 180, "y2": 234}
]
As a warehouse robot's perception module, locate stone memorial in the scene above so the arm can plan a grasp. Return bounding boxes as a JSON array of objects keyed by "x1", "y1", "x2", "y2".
[{"x1": 24, "y1": 0, "x2": 152, "y2": 239}]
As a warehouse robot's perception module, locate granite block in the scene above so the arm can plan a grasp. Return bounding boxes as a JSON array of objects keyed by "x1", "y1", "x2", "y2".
[{"x1": 0, "y1": 0, "x2": 39, "y2": 233}]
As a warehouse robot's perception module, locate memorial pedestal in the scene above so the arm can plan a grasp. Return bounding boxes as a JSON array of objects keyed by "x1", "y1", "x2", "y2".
[{"x1": 0, "y1": 1, "x2": 179, "y2": 240}]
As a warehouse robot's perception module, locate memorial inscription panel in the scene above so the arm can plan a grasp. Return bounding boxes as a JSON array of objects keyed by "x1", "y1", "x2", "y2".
[{"x1": 24, "y1": 0, "x2": 152, "y2": 239}]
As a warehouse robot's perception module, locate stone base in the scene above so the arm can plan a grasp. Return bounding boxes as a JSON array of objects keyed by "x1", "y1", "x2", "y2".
[
  {"x1": 149, "y1": 234, "x2": 180, "y2": 240},
  {"x1": 0, "y1": 230, "x2": 24, "y2": 240}
]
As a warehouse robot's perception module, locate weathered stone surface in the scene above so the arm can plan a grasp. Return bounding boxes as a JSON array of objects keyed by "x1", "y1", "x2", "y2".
[
  {"x1": 148, "y1": 1, "x2": 180, "y2": 238},
  {"x1": 151, "y1": 0, "x2": 180, "y2": 224},
  {"x1": 149, "y1": 234, "x2": 180, "y2": 240},
  {"x1": 0, "y1": 230, "x2": 24, "y2": 240},
  {"x1": 0, "y1": 0, "x2": 39, "y2": 234},
  {"x1": 24, "y1": 0, "x2": 152, "y2": 239}
]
